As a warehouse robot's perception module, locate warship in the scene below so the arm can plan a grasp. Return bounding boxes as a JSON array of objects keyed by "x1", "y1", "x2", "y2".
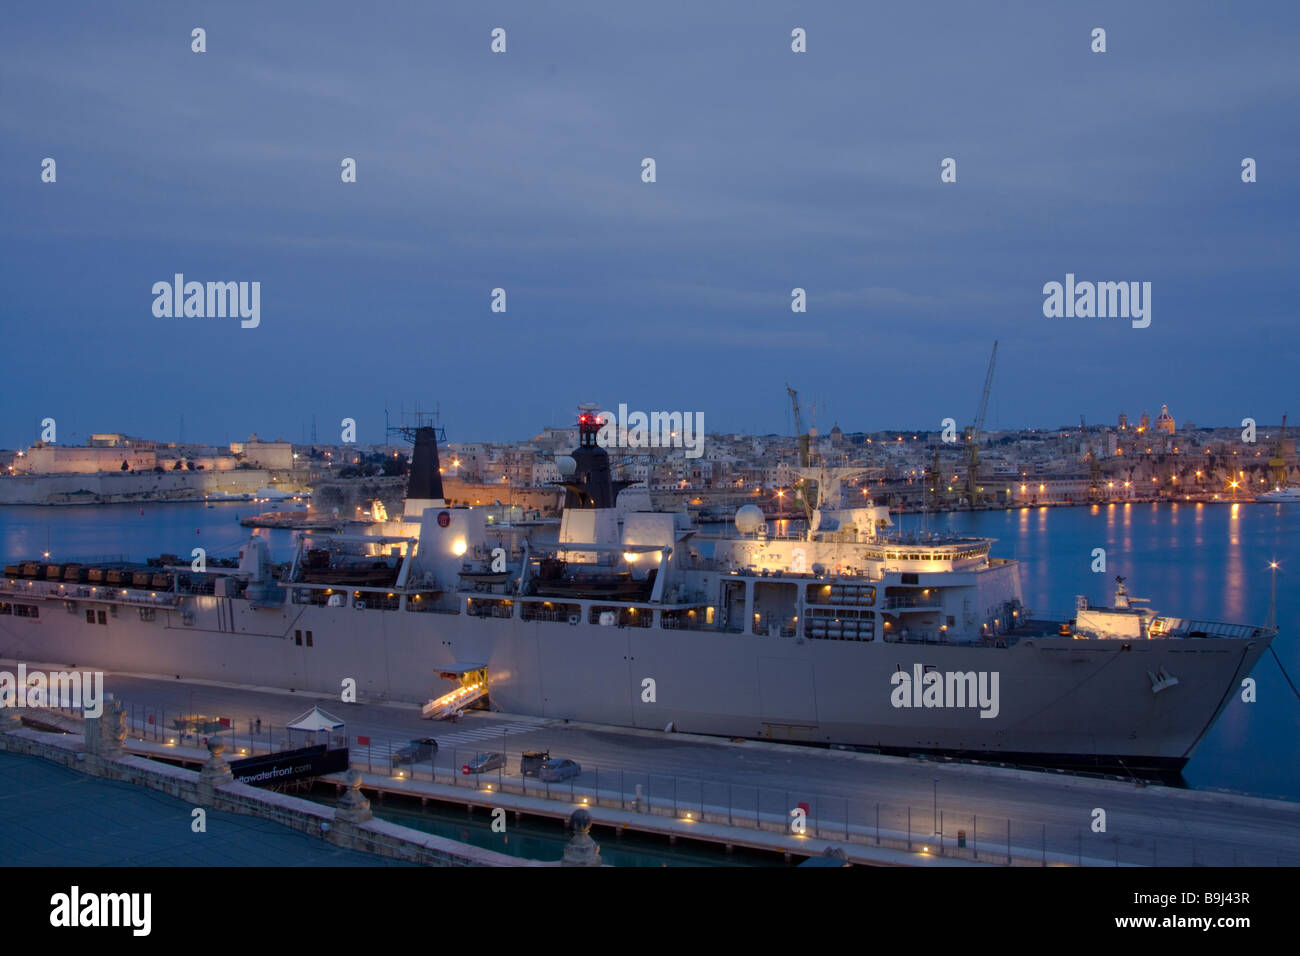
[{"x1": 0, "y1": 415, "x2": 1276, "y2": 772}]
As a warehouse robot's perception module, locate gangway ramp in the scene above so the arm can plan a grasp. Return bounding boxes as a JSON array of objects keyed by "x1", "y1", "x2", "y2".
[{"x1": 422, "y1": 681, "x2": 487, "y2": 719}]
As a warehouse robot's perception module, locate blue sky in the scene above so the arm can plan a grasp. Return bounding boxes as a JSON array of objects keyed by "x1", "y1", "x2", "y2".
[{"x1": 2, "y1": 2, "x2": 1297, "y2": 448}]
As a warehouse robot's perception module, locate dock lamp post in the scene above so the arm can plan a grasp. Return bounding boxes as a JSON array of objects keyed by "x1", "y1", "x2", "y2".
[{"x1": 933, "y1": 777, "x2": 938, "y2": 835}]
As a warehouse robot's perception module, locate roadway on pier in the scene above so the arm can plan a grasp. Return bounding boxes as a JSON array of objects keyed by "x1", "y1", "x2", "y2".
[{"x1": 28, "y1": 666, "x2": 1300, "y2": 866}]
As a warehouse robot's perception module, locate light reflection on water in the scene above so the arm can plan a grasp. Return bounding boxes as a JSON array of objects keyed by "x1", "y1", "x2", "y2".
[
  {"x1": 3, "y1": 500, "x2": 1297, "y2": 799},
  {"x1": 932, "y1": 503, "x2": 1298, "y2": 800}
]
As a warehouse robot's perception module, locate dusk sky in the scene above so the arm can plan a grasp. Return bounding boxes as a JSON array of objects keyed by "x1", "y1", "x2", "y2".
[{"x1": 3, "y1": 2, "x2": 1297, "y2": 450}]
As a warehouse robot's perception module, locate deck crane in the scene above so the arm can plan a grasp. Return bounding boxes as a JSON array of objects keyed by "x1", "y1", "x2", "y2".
[{"x1": 964, "y1": 341, "x2": 998, "y2": 506}]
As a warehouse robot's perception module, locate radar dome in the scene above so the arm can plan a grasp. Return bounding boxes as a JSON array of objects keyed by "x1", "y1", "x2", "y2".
[
  {"x1": 556, "y1": 456, "x2": 576, "y2": 477},
  {"x1": 734, "y1": 504, "x2": 765, "y2": 534}
]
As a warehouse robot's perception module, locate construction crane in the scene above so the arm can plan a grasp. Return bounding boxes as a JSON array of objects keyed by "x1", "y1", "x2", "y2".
[
  {"x1": 1268, "y1": 414, "x2": 1290, "y2": 489},
  {"x1": 786, "y1": 384, "x2": 814, "y2": 522},
  {"x1": 964, "y1": 341, "x2": 998, "y2": 506}
]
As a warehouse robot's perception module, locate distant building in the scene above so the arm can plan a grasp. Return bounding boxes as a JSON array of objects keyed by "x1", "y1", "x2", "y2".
[
  {"x1": 88, "y1": 433, "x2": 151, "y2": 448},
  {"x1": 229, "y1": 434, "x2": 293, "y2": 470},
  {"x1": 1138, "y1": 410, "x2": 1151, "y2": 432},
  {"x1": 1117, "y1": 412, "x2": 1128, "y2": 431},
  {"x1": 1155, "y1": 404, "x2": 1175, "y2": 434},
  {"x1": 532, "y1": 459, "x2": 561, "y2": 486},
  {"x1": 15, "y1": 444, "x2": 157, "y2": 474}
]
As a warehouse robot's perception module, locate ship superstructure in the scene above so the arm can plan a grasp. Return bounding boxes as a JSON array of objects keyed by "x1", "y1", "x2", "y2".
[{"x1": 0, "y1": 415, "x2": 1276, "y2": 772}]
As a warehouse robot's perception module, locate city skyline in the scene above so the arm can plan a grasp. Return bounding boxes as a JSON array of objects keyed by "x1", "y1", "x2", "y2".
[{"x1": 0, "y1": 400, "x2": 1281, "y2": 452}]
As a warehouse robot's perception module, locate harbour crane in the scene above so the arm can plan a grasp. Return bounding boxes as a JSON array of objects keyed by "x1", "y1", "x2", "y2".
[
  {"x1": 786, "y1": 384, "x2": 815, "y2": 522},
  {"x1": 786, "y1": 384, "x2": 810, "y2": 467},
  {"x1": 964, "y1": 341, "x2": 998, "y2": 506},
  {"x1": 1268, "y1": 414, "x2": 1290, "y2": 488}
]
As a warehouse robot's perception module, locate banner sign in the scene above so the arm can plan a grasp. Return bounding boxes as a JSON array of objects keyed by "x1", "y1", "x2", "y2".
[{"x1": 228, "y1": 745, "x2": 349, "y2": 786}]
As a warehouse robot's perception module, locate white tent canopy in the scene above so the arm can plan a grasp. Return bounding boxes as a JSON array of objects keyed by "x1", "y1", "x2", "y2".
[{"x1": 285, "y1": 705, "x2": 345, "y2": 732}]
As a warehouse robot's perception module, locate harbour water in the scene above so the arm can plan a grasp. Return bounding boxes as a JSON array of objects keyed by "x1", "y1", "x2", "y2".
[
  {"x1": 306, "y1": 787, "x2": 787, "y2": 867},
  {"x1": 3, "y1": 499, "x2": 1296, "y2": 799}
]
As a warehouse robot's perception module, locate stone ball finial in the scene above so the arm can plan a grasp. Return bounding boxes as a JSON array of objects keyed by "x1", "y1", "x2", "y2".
[
  {"x1": 562, "y1": 808, "x2": 601, "y2": 866},
  {"x1": 208, "y1": 738, "x2": 225, "y2": 757},
  {"x1": 335, "y1": 768, "x2": 372, "y2": 823}
]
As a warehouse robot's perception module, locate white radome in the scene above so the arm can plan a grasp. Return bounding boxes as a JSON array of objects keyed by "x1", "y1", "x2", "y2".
[
  {"x1": 734, "y1": 504, "x2": 765, "y2": 534},
  {"x1": 556, "y1": 456, "x2": 576, "y2": 477}
]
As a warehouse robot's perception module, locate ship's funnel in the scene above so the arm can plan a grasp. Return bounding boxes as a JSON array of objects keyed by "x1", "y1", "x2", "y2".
[{"x1": 406, "y1": 426, "x2": 445, "y2": 502}]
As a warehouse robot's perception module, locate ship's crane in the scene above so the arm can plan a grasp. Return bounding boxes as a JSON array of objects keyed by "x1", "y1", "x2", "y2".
[
  {"x1": 1268, "y1": 414, "x2": 1290, "y2": 488},
  {"x1": 964, "y1": 341, "x2": 998, "y2": 506}
]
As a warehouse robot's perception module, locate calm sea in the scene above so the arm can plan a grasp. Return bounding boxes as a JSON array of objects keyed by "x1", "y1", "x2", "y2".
[{"x1": 2, "y1": 499, "x2": 1297, "y2": 799}]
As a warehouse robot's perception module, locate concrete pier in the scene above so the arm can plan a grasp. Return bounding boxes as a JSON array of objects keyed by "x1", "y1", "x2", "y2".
[{"x1": 9, "y1": 667, "x2": 1300, "y2": 867}]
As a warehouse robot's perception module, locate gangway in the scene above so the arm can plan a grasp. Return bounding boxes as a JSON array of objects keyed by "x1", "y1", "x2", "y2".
[{"x1": 421, "y1": 681, "x2": 486, "y2": 719}]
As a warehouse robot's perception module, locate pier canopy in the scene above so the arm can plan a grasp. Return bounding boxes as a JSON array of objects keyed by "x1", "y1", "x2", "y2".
[{"x1": 286, "y1": 706, "x2": 345, "y2": 732}]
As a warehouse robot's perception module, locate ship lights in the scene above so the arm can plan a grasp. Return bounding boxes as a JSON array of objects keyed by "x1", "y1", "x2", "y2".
[
  {"x1": 452, "y1": 539, "x2": 467, "y2": 557},
  {"x1": 623, "y1": 552, "x2": 639, "y2": 563}
]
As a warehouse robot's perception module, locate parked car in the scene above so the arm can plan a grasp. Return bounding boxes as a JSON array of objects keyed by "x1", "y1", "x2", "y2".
[
  {"x1": 462, "y1": 752, "x2": 505, "y2": 774},
  {"x1": 538, "y1": 758, "x2": 581, "y2": 782},
  {"x1": 520, "y1": 750, "x2": 550, "y2": 777},
  {"x1": 392, "y1": 737, "x2": 438, "y2": 766}
]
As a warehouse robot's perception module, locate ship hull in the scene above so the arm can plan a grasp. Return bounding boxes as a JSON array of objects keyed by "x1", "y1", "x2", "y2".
[{"x1": 0, "y1": 592, "x2": 1268, "y2": 773}]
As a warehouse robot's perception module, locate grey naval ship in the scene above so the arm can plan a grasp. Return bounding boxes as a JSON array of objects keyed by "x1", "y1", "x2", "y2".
[{"x1": 0, "y1": 416, "x2": 1276, "y2": 773}]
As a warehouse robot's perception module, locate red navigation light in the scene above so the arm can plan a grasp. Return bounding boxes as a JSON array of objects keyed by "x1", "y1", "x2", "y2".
[{"x1": 461, "y1": 765, "x2": 471, "y2": 775}]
